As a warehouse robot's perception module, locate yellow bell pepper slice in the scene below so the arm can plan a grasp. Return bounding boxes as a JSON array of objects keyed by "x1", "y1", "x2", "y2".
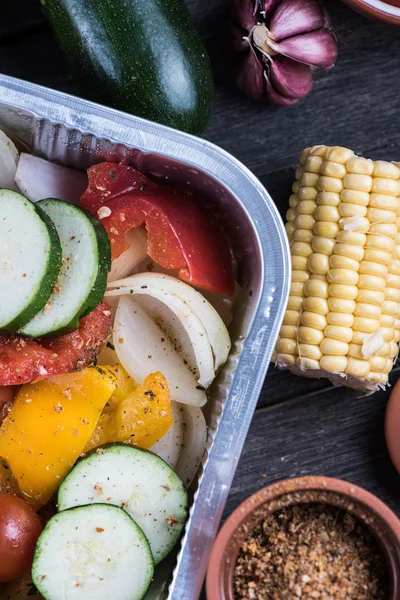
[
  {"x1": 102, "y1": 363, "x2": 137, "y2": 413},
  {"x1": 84, "y1": 371, "x2": 172, "y2": 453},
  {"x1": 0, "y1": 367, "x2": 116, "y2": 508}
]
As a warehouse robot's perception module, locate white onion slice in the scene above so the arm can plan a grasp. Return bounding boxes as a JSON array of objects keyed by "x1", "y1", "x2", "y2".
[
  {"x1": 0, "y1": 131, "x2": 19, "y2": 189},
  {"x1": 107, "y1": 273, "x2": 231, "y2": 371},
  {"x1": 114, "y1": 296, "x2": 207, "y2": 406},
  {"x1": 150, "y1": 401, "x2": 185, "y2": 470},
  {"x1": 107, "y1": 279, "x2": 215, "y2": 388},
  {"x1": 14, "y1": 153, "x2": 87, "y2": 204},
  {"x1": 108, "y1": 227, "x2": 147, "y2": 283},
  {"x1": 175, "y1": 404, "x2": 207, "y2": 488}
]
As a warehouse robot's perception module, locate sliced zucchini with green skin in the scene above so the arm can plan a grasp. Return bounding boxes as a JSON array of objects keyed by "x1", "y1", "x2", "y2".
[
  {"x1": 78, "y1": 208, "x2": 111, "y2": 317},
  {"x1": 58, "y1": 444, "x2": 188, "y2": 564},
  {"x1": 0, "y1": 189, "x2": 62, "y2": 333},
  {"x1": 20, "y1": 199, "x2": 102, "y2": 337},
  {"x1": 32, "y1": 503, "x2": 154, "y2": 600}
]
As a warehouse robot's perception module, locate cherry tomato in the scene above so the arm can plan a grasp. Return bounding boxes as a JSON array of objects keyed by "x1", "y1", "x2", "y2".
[{"x1": 0, "y1": 494, "x2": 42, "y2": 582}]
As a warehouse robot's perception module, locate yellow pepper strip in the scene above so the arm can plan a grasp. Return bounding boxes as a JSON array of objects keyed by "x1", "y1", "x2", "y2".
[
  {"x1": 0, "y1": 367, "x2": 116, "y2": 508},
  {"x1": 84, "y1": 371, "x2": 172, "y2": 453},
  {"x1": 102, "y1": 363, "x2": 137, "y2": 414}
]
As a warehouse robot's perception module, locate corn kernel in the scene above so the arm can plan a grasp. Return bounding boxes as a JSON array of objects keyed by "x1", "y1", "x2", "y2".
[
  {"x1": 365, "y1": 234, "x2": 396, "y2": 253},
  {"x1": 283, "y1": 310, "x2": 300, "y2": 326},
  {"x1": 358, "y1": 274, "x2": 386, "y2": 291},
  {"x1": 381, "y1": 301, "x2": 400, "y2": 316},
  {"x1": 354, "y1": 303, "x2": 381, "y2": 319},
  {"x1": 348, "y1": 344, "x2": 363, "y2": 359},
  {"x1": 290, "y1": 282, "x2": 305, "y2": 296},
  {"x1": 328, "y1": 284, "x2": 358, "y2": 300},
  {"x1": 308, "y1": 253, "x2": 330, "y2": 275},
  {"x1": 297, "y1": 200, "x2": 316, "y2": 214},
  {"x1": 369, "y1": 193, "x2": 399, "y2": 211},
  {"x1": 280, "y1": 325, "x2": 297, "y2": 339},
  {"x1": 301, "y1": 173, "x2": 319, "y2": 187},
  {"x1": 326, "y1": 147, "x2": 354, "y2": 163},
  {"x1": 298, "y1": 187, "x2": 319, "y2": 201},
  {"x1": 292, "y1": 228, "x2": 313, "y2": 242},
  {"x1": 324, "y1": 325, "x2": 353, "y2": 343},
  {"x1": 371, "y1": 178, "x2": 400, "y2": 196},
  {"x1": 302, "y1": 297, "x2": 329, "y2": 315},
  {"x1": 313, "y1": 221, "x2": 340, "y2": 238},
  {"x1": 298, "y1": 326, "x2": 324, "y2": 345},
  {"x1": 329, "y1": 255, "x2": 359, "y2": 271},
  {"x1": 314, "y1": 205, "x2": 340, "y2": 222},
  {"x1": 317, "y1": 176, "x2": 344, "y2": 194},
  {"x1": 363, "y1": 248, "x2": 392, "y2": 265},
  {"x1": 336, "y1": 230, "x2": 366, "y2": 246},
  {"x1": 380, "y1": 314, "x2": 395, "y2": 327},
  {"x1": 346, "y1": 157, "x2": 374, "y2": 175},
  {"x1": 275, "y1": 338, "x2": 297, "y2": 355},
  {"x1": 346, "y1": 358, "x2": 370, "y2": 377},
  {"x1": 369, "y1": 223, "x2": 397, "y2": 237},
  {"x1": 343, "y1": 173, "x2": 372, "y2": 192},
  {"x1": 321, "y1": 161, "x2": 347, "y2": 179},
  {"x1": 304, "y1": 279, "x2": 329, "y2": 298},
  {"x1": 296, "y1": 357, "x2": 320, "y2": 370},
  {"x1": 369, "y1": 356, "x2": 387, "y2": 371},
  {"x1": 327, "y1": 269, "x2": 359, "y2": 285},
  {"x1": 316, "y1": 191, "x2": 341, "y2": 206},
  {"x1": 340, "y1": 189, "x2": 370, "y2": 206},
  {"x1": 301, "y1": 312, "x2": 327, "y2": 330},
  {"x1": 339, "y1": 203, "x2": 367, "y2": 218},
  {"x1": 386, "y1": 273, "x2": 400, "y2": 287},
  {"x1": 298, "y1": 344, "x2": 322, "y2": 360},
  {"x1": 292, "y1": 271, "x2": 310, "y2": 283},
  {"x1": 294, "y1": 215, "x2": 315, "y2": 230},
  {"x1": 320, "y1": 355, "x2": 347, "y2": 372},
  {"x1": 304, "y1": 154, "x2": 323, "y2": 172},
  {"x1": 292, "y1": 255, "x2": 309, "y2": 270},
  {"x1": 275, "y1": 353, "x2": 296, "y2": 366},
  {"x1": 328, "y1": 298, "x2": 356, "y2": 313},
  {"x1": 289, "y1": 194, "x2": 299, "y2": 209},
  {"x1": 353, "y1": 317, "x2": 380, "y2": 333},
  {"x1": 356, "y1": 289, "x2": 384, "y2": 305},
  {"x1": 367, "y1": 207, "x2": 397, "y2": 224},
  {"x1": 333, "y1": 243, "x2": 364, "y2": 262},
  {"x1": 287, "y1": 296, "x2": 304, "y2": 311},
  {"x1": 373, "y1": 161, "x2": 400, "y2": 179},
  {"x1": 327, "y1": 312, "x2": 354, "y2": 327},
  {"x1": 358, "y1": 261, "x2": 388, "y2": 278},
  {"x1": 320, "y1": 338, "x2": 349, "y2": 356}
]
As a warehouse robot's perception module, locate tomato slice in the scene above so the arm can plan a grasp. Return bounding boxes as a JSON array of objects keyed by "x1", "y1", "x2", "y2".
[
  {"x1": 0, "y1": 304, "x2": 112, "y2": 386},
  {"x1": 81, "y1": 163, "x2": 235, "y2": 296}
]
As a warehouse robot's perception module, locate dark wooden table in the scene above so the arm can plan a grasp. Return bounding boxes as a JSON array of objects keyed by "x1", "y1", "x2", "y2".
[{"x1": 2, "y1": 0, "x2": 400, "y2": 592}]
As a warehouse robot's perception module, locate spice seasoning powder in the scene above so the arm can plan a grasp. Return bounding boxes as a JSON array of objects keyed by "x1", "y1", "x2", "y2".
[{"x1": 233, "y1": 503, "x2": 389, "y2": 600}]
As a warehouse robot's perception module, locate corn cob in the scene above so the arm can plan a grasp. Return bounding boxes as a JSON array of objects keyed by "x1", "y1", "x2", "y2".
[{"x1": 273, "y1": 145, "x2": 400, "y2": 392}]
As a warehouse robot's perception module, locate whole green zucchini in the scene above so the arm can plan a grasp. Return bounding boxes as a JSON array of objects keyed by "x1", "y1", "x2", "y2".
[{"x1": 41, "y1": 0, "x2": 214, "y2": 134}]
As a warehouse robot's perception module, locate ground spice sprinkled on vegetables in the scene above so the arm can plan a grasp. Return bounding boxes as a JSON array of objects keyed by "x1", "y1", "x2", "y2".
[{"x1": 234, "y1": 503, "x2": 389, "y2": 600}]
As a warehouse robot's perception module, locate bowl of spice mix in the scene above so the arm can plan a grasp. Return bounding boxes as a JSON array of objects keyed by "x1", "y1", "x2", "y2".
[{"x1": 207, "y1": 476, "x2": 400, "y2": 599}]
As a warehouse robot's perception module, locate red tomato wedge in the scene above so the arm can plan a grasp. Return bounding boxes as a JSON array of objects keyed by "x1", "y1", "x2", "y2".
[
  {"x1": 0, "y1": 304, "x2": 112, "y2": 386},
  {"x1": 81, "y1": 163, "x2": 235, "y2": 296}
]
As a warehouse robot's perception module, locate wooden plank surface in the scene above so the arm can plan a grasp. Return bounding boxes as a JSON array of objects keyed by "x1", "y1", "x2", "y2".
[{"x1": 1, "y1": 0, "x2": 400, "y2": 594}]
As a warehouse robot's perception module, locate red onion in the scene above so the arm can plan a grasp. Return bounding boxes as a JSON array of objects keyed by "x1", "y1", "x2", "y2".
[{"x1": 230, "y1": 0, "x2": 338, "y2": 105}]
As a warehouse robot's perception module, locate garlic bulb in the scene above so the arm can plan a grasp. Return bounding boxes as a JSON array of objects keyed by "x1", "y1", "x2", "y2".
[{"x1": 230, "y1": 0, "x2": 338, "y2": 105}]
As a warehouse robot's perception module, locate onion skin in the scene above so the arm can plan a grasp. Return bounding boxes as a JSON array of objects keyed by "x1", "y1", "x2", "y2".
[{"x1": 230, "y1": 0, "x2": 338, "y2": 106}]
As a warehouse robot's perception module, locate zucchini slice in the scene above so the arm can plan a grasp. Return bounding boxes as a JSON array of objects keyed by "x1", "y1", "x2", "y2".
[
  {"x1": 32, "y1": 504, "x2": 154, "y2": 600},
  {"x1": 58, "y1": 444, "x2": 188, "y2": 564},
  {"x1": 79, "y1": 208, "x2": 111, "y2": 317},
  {"x1": 20, "y1": 199, "x2": 105, "y2": 337},
  {"x1": 0, "y1": 189, "x2": 62, "y2": 332}
]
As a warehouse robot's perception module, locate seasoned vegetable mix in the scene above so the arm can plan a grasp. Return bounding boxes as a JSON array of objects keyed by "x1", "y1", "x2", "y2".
[{"x1": 0, "y1": 132, "x2": 234, "y2": 599}]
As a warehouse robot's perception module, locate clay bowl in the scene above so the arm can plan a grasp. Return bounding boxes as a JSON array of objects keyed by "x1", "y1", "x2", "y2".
[
  {"x1": 206, "y1": 476, "x2": 400, "y2": 600},
  {"x1": 342, "y1": 0, "x2": 400, "y2": 25}
]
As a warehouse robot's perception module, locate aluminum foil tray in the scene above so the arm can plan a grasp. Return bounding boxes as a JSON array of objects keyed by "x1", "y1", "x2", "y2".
[{"x1": 0, "y1": 74, "x2": 290, "y2": 600}]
